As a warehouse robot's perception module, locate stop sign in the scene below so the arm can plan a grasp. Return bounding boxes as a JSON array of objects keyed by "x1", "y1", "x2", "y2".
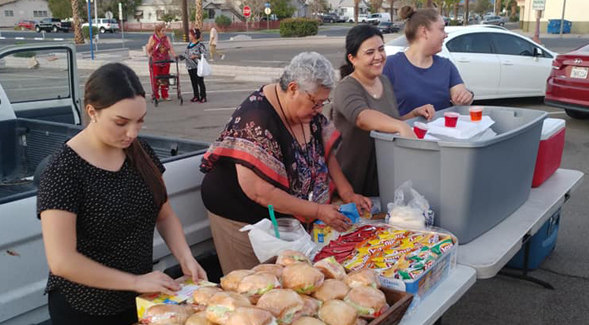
[{"x1": 243, "y1": 5, "x2": 251, "y2": 17}]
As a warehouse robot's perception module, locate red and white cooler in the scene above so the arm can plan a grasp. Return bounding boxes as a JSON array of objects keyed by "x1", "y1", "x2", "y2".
[{"x1": 532, "y1": 118, "x2": 566, "y2": 188}]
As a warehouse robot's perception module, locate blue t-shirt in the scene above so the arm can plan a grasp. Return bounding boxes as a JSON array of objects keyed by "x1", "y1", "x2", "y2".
[{"x1": 383, "y1": 52, "x2": 464, "y2": 116}]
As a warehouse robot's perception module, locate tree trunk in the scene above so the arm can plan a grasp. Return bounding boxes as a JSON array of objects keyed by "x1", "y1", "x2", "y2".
[
  {"x1": 354, "y1": 0, "x2": 360, "y2": 25},
  {"x1": 496, "y1": 0, "x2": 502, "y2": 15},
  {"x1": 454, "y1": 3, "x2": 458, "y2": 22},
  {"x1": 389, "y1": 0, "x2": 395, "y2": 20},
  {"x1": 71, "y1": 0, "x2": 84, "y2": 44},
  {"x1": 182, "y1": 0, "x2": 188, "y2": 41},
  {"x1": 195, "y1": 0, "x2": 203, "y2": 29},
  {"x1": 464, "y1": 0, "x2": 469, "y2": 26},
  {"x1": 511, "y1": 0, "x2": 517, "y2": 18}
]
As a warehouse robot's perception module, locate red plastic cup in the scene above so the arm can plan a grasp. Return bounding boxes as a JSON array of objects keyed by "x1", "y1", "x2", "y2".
[
  {"x1": 469, "y1": 106, "x2": 483, "y2": 122},
  {"x1": 444, "y1": 112, "x2": 460, "y2": 127},
  {"x1": 413, "y1": 122, "x2": 428, "y2": 139}
]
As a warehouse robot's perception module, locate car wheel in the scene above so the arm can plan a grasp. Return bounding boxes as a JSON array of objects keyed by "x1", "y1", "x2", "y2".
[
  {"x1": 36, "y1": 26, "x2": 41, "y2": 32},
  {"x1": 20, "y1": 26, "x2": 26, "y2": 31},
  {"x1": 52, "y1": 25, "x2": 58, "y2": 32},
  {"x1": 500, "y1": 22, "x2": 505, "y2": 26},
  {"x1": 100, "y1": 27, "x2": 106, "y2": 34},
  {"x1": 565, "y1": 109, "x2": 589, "y2": 119}
]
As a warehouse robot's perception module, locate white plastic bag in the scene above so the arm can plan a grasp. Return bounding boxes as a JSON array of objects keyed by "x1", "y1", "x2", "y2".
[
  {"x1": 240, "y1": 219, "x2": 318, "y2": 263},
  {"x1": 387, "y1": 181, "x2": 434, "y2": 229},
  {"x1": 197, "y1": 57, "x2": 212, "y2": 77}
]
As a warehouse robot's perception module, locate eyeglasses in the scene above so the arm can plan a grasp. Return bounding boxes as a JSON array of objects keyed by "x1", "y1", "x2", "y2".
[{"x1": 305, "y1": 91, "x2": 331, "y2": 110}]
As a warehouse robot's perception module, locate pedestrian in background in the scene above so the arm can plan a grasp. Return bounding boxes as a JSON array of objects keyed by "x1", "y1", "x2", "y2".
[
  {"x1": 209, "y1": 26, "x2": 225, "y2": 62},
  {"x1": 185, "y1": 28, "x2": 208, "y2": 103},
  {"x1": 146, "y1": 23, "x2": 178, "y2": 101}
]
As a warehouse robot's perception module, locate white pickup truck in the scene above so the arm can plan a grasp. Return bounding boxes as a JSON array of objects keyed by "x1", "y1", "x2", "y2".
[{"x1": 0, "y1": 44, "x2": 218, "y2": 325}]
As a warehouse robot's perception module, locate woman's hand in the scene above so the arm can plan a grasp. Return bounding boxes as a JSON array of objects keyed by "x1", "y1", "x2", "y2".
[
  {"x1": 317, "y1": 204, "x2": 351, "y2": 232},
  {"x1": 181, "y1": 257, "x2": 208, "y2": 282},
  {"x1": 451, "y1": 87, "x2": 474, "y2": 105},
  {"x1": 411, "y1": 104, "x2": 435, "y2": 121},
  {"x1": 341, "y1": 192, "x2": 372, "y2": 215},
  {"x1": 133, "y1": 271, "x2": 180, "y2": 295},
  {"x1": 398, "y1": 122, "x2": 417, "y2": 139}
]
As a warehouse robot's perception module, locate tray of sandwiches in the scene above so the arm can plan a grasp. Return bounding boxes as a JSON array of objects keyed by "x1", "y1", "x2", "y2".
[{"x1": 137, "y1": 250, "x2": 413, "y2": 325}]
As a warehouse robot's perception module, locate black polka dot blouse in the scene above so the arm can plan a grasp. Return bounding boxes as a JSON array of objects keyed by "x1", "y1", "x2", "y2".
[{"x1": 37, "y1": 139, "x2": 165, "y2": 316}]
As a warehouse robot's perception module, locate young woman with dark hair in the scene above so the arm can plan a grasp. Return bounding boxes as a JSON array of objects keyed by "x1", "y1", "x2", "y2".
[
  {"x1": 185, "y1": 28, "x2": 208, "y2": 103},
  {"x1": 38, "y1": 63, "x2": 207, "y2": 325},
  {"x1": 332, "y1": 24, "x2": 433, "y2": 197},
  {"x1": 382, "y1": 6, "x2": 474, "y2": 116}
]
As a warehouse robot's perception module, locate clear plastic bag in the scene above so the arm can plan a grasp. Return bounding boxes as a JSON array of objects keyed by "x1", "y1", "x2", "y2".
[{"x1": 387, "y1": 181, "x2": 434, "y2": 229}]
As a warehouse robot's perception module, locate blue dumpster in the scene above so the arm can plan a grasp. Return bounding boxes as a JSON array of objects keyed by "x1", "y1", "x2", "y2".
[{"x1": 547, "y1": 19, "x2": 571, "y2": 34}]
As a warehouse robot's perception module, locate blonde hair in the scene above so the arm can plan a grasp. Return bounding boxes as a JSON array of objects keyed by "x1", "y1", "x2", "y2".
[{"x1": 155, "y1": 23, "x2": 166, "y2": 33}]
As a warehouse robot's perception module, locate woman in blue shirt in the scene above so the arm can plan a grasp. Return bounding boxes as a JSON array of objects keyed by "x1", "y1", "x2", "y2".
[{"x1": 383, "y1": 6, "x2": 474, "y2": 117}]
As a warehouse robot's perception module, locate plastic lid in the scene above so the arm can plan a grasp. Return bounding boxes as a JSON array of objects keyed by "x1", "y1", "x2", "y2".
[{"x1": 541, "y1": 118, "x2": 566, "y2": 140}]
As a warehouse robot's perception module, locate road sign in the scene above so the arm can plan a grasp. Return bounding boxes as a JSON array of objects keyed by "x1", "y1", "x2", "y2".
[
  {"x1": 264, "y1": 7, "x2": 271, "y2": 15},
  {"x1": 532, "y1": 0, "x2": 545, "y2": 11},
  {"x1": 265, "y1": 2, "x2": 271, "y2": 8},
  {"x1": 118, "y1": 3, "x2": 123, "y2": 20},
  {"x1": 105, "y1": 11, "x2": 113, "y2": 19},
  {"x1": 243, "y1": 6, "x2": 251, "y2": 17}
]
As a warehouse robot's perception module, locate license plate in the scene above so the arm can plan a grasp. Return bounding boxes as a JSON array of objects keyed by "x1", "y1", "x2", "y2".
[{"x1": 571, "y1": 66, "x2": 588, "y2": 79}]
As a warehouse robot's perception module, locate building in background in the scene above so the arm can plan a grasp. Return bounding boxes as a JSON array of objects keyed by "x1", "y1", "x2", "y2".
[
  {"x1": 518, "y1": 0, "x2": 588, "y2": 33},
  {"x1": 0, "y1": 0, "x2": 51, "y2": 27}
]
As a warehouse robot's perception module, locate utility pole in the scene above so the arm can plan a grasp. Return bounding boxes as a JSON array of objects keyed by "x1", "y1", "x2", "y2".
[
  {"x1": 182, "y1": 0, "x2": 188, "y2": 41},
  {"x1": 464, "y1": 0, "x2": 469, "y2": 26},
  {"x1": 559, "y1": 0, "x2": 567, "y2": 37}
]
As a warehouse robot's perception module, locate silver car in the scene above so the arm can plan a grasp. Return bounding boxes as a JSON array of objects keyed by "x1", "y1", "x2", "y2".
[{"x1": 482, "y1": 15, "x2": 505, "y2": 27}]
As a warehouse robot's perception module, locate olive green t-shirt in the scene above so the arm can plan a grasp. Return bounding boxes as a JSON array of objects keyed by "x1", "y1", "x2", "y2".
[{"x1": 332, "y1": 75, "x2": 401, "y2": 197}]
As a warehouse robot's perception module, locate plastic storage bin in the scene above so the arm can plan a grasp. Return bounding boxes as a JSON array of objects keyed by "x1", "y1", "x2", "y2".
[
  {"x1": 547, "y1": 19, "x2": 571, "y2": 34},
  {"x1": 371, "y1": 106, "x2": 547, "y2": 244},
  {"x1": 507, "y1": 208, "x2": 561, "y2": 270},
  {"x1": 532, "y1": 118, "x2": 565, "y2": 188}
]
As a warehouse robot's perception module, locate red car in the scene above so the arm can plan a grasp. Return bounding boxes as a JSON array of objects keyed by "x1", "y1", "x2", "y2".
[
  {"x1": 545, "y1": 44, "x2": 589, "y2": 119},
  {"x1": 17, "y1": 20, "x2": 36, "y2": 31}
]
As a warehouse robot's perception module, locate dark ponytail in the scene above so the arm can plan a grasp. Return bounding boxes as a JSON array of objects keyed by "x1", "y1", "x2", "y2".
[
  {"x1": 340, "y1": 24, "x2": 384, "y2": 79},
  {"x1": 84, "y1": 63, "x2": 168, "y2": 208}
]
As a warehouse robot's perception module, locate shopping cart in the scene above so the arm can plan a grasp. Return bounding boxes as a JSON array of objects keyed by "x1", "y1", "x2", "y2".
[{"x1": 148, "y1": 57, "x2": 183, "y2": 107}]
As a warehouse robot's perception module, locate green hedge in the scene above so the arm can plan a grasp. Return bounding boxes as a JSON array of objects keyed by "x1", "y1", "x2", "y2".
[
  {"x1": 279, "y1": 18, "x2": 318, "y2": 37},
  {"x1": 82, "y1": 26, "x2": 99, "y2": 39},
  {"x1": 215, "y1": 15, "x2": 232, "y2": 29},
  {"x1": 449, "y1": 20, "x2": 461, "y2": 26}
]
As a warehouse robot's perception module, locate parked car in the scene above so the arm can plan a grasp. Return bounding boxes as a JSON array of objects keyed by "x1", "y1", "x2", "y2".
[
  {"x1": 482, "y1": 15, "x2": 505, "y2": 26},
  {"x1": 366, "y1": 12, "x2": 391, "y2": 25},
  {"x1": 545, "y1": 44, "x2": 589, "y2": 119},
  {"x1": 442, "y1": 16, "x2": 450, "y2": 26},
  {"x1": 348, "y1": 14, "x2": 369, "y2": 23},
  {"x1": 336, "y1": 14, "x2": 349, "y2": 23},
  {"x1": 321, "y1": 13, "x2": 338, "y2": 23},
  {"x1": 385, "y1": 26, "x2": 556, "y2": 100},
  {"x1": 17, "y1": 20, "x2": 36, "y2": 31},
  {"x1": 81, "y1": 18, "x2": 120, "y2": 33},
  {"x1": 35, "y1": 18, "x2": 71, "y2": 32},
  {"x1": 377, "y1": 21, "x2": 399, "y2": 33}
]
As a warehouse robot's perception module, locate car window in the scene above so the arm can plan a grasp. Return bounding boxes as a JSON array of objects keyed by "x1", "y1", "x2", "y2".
[
  {"x1": 447, "y1": 33, "x2": 493, "y2": 54},
  {"x1": 387, "y1": 36, "x2": 408, "y2": 47},
  {"x1": 0, "y1": 48, "x2": 71, "y2": 104},
  {"x1": 491, "y1": 34, "x2": 535, "y2": 56}
]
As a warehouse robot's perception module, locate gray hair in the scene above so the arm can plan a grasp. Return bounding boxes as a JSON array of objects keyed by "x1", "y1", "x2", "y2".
[{"x1": 278, "y1": 52, "x2": 336, "y2": 93}]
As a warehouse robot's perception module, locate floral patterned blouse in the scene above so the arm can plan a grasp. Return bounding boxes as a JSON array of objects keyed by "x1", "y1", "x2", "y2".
[{"x1": 200, "y1": 87, "x2": 341, "y2": 225}]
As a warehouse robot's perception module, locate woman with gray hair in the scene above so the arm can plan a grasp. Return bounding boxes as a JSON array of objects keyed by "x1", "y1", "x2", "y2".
[{"x1": 200, "y1": 52, "x2": 371, "y2": 273}]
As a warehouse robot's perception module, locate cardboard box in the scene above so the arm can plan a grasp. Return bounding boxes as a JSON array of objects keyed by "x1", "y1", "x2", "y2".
[{"x1": 135, "y1": 277, "x2": 217, "y2": 320}]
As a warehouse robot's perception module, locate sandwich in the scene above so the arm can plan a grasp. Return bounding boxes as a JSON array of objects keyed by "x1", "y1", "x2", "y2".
[
  {"x1": 344, "y1": 269, "x2": 381, "y2": 289},
  {"x1": 256, "y1": 289, "x2": 304, "y2": 325},
  {"x1": 344, "y1": 286, "x2": 388, "y2": 318},
  {"x1": 192, "y1": 286, "x2": 223, "y2": 311},
  {"x1": 292, "y1": 316, "x2": 327, "y2": 325},
  {"x1": 205, "y1": 291, "x2": 252, "y2": 324},
  {"x1": 185, "y1": 311, "x2": 214, "y2": 325},
  {"x1": 237, "y1": 272, "x2": 281, "y2": 303},
  {"x1": 297, "y1": 294, "x2": 322, "y2": 317},
  {"x1": 252, "y1": 264, "x2": 284, "y2": 279},
  {"x1": 313, "y1": 256, "x2": 346, "y2": 280},
  {"x1": 226, "y1": 307, "x2": 278, "y2": 325},
  {"x1": 312, "y1": 279, "x2": 350, "y2": 302},
  {"x1": 276, "y1": 250, "x2": 311, "y2": 266},
  {"x1": 221, "y1": 269, "x2": 255, "y2": 292},
  {"x1": 317, "y1": 300, "x2": 358, "y2": 325},
  {"x1": 282, "y1": 262, "x2": 324, "y2": 294},
  {"x1": 141, "y1": 304, "x2": 194, "y2": 325}
]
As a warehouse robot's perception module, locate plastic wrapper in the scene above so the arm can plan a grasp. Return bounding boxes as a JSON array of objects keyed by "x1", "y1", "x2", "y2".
[
  {"x1": 387, "y1": 181, "x2": 434, "y2": 229},
  {"x1": 282, "y1": 262, "x2": 325, "y2": 294},
  {"x1": 313, "y1": 256, "x2": 347, "y2": 280}
]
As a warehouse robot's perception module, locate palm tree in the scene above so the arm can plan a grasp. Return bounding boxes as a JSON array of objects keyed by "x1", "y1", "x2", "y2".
[
  {"x1": 389, "y1": 0, "x2": 395, "y2": 20},
  {"x1": 354, "y1": 0, "x2": 360, "y2": 24},
  {"x1": 195, "y1": 0, "x2": 203, "y2": 29},
  {"x1": 71, "y1": 0, "x2": 84, "y2": 44}
]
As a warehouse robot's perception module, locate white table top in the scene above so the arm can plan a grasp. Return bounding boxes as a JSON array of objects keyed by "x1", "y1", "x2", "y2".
[
  {"x1": 457, "y1": 169, "x2": 584, "y2": 279},
  {"x1": 399, "y1": 265, "x2": 477, "y2": 325}
]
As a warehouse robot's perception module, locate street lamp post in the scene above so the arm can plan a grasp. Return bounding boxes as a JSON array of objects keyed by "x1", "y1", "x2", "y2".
[{"x1": 559, "y1": 0, "x2": 567, "y2": 37}]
